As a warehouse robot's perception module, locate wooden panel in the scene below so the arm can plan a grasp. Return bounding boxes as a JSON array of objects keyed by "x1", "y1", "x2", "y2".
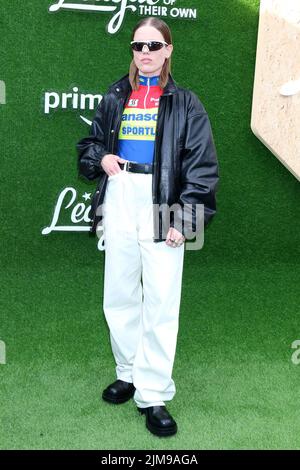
[{"x1": 251, "y1": 0, "x2": 300, "y2": 181}]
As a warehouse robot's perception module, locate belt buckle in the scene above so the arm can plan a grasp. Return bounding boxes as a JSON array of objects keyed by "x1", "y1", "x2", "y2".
[{"x1": 124, "y1": 161, "x2": 130, "y2": 172}]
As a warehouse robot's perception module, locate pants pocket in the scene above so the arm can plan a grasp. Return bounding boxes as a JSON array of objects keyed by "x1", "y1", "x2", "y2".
[{"x1": 108, "y1": 171, "x2": 123, "y2": 181}]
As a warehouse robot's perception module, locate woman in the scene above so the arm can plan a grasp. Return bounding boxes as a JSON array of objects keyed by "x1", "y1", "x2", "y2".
[{"x1": 77, "y1": 16, "x2": 219, "y2": 437}]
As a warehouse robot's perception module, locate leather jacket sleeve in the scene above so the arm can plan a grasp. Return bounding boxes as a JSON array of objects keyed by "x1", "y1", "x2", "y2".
[
  {"x1": 172, "y1": 93, "x2": 220, "y2": 240},
  {"x1": 76, "y1": 95, "x2": 111, "y2": 181}
]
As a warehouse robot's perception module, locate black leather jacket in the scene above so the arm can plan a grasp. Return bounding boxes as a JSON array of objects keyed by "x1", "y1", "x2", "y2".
[{"x1": 76, "y1": 72, "x2": 219, "y2": 242}]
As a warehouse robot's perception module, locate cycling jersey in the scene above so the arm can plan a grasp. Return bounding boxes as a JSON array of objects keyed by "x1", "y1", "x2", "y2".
[{"x1": 117, "y1": 74, "x2": 163, "y2": 164}]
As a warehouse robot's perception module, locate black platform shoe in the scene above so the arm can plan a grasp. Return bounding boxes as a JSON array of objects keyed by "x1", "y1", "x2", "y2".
[
  {"x1": 137, "y1": 405, "x2": 177, "y2": 437},
  {"x1": 102, "y1": 379, "x2": 136, "y2": 404}
]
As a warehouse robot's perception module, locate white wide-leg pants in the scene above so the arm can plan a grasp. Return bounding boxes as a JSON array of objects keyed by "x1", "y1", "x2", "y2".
[{"x1": 102, "y1": 167, "x2": 185, "y2": 408}]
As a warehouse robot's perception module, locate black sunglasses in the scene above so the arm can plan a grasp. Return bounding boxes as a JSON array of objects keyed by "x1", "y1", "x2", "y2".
[{"x1": 130, "y1": 40, "x2": 169, "y2": 52}]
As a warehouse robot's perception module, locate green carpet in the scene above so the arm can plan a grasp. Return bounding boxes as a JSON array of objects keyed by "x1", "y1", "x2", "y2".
[{"x1": 1, "y1": 0, "x2": 300, "y2": 449}]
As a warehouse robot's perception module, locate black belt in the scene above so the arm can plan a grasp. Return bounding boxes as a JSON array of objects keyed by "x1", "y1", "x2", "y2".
[{"x1": 119, "y1": 161, "x2": 153, "y2": 174}]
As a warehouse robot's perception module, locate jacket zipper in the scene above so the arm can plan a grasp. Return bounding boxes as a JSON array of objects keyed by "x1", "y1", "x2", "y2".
[{"x1": 144, "y1": 77, "x2": 150, "y2": 108}]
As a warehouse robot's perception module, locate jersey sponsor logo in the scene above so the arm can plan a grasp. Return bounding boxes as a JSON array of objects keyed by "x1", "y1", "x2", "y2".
[
  {"x1": 119, "y1": 125, "x2": 156, "y2": 140},
  {"x1": 128, "y1": 99, "x2": 139, "y2": 107},
  {"x1": 118, "y1": 107, "x2": 158, "y2": 141},
  {"x1": 150, "y1": 97, "x2": 160, "y2": 106},
  {"x1": 121, "y1": 109, "x2": 158, "y2": 122}
]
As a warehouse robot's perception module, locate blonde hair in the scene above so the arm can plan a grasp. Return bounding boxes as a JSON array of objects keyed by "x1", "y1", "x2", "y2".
[{"x1": 129, "y1": 17, "x2": 172, "y2": 91}]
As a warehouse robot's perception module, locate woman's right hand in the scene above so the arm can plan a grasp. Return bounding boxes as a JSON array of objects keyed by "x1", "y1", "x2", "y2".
[{"x1": 101, "y1": 154, "x2": 127, "y2": 176}]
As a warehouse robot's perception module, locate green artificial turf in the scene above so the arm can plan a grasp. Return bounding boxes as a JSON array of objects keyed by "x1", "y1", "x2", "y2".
[{"x1": 1, "y1": 0, "x2": 300, "y2": 450}]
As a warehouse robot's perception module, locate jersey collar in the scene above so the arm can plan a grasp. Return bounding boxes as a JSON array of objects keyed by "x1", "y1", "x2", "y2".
[{"x1": 138, "y1": 74, "x2": 160, "y2": 86}]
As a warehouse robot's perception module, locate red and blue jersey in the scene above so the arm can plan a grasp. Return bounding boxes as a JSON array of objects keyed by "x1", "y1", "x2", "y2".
[{"x1": 117, "y1": 74, "x2": 163, "y2": 164}]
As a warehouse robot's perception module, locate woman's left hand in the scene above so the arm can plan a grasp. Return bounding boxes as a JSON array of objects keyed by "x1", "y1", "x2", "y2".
[{"x1": 165, "y1": 227, "x2": 185, "y2": 248}]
